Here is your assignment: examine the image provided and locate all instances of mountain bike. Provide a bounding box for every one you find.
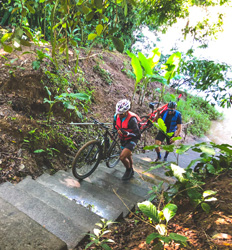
[139,94,182,133]
[72,117,121,180]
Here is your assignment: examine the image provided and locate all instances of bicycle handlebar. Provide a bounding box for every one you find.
[119,128,136,137]
[90,117,109,130]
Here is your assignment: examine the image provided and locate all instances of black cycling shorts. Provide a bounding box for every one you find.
[120,139,138,151]
[155,131,173,145]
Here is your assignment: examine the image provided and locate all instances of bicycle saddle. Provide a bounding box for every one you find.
[149,102,159,110]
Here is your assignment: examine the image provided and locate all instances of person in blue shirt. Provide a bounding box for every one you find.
[155,101,182,162]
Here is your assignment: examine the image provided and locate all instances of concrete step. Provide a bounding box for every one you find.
[98,160,172,193]
[0,197,67,250]
[36,171,130,221]
[79,167,149,201]
[17,176,102,232]
[0,182,88,249]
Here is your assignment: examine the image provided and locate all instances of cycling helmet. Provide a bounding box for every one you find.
[168,101,177,109]
[116,99,131,114]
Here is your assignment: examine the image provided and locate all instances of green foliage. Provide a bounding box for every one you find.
[147,181,164,202]
[136,0,229,43]
[127,48,162,105]
[137,201,187,248]
[1,57,25,77]
[162,92,222,137]
[178,55,232,108]
[162,142,232,206]
[85,219,116,250]
[93,64,113,85]
[44,86,91,124]
[23,126,78,159]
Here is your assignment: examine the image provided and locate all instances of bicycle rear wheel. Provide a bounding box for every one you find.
[72,140,102,180]
[106,140,121,168]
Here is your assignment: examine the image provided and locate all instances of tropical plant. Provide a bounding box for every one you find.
[177,54,232,108]
[145,142,232,205]
[85,219,116,250]
[44,86,91,124]
[127,48,162,105]
[138,201,188,248]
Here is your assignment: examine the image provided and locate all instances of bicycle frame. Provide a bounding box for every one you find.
[139,94,182,133]
[91,117,119,161]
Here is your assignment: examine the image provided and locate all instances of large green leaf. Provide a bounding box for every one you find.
[131,55,143,84]
[111,36,124,53]
[138,52,152,75]
[157,118,167,133]
[148,48,161,69]
[163,204,177,223]
[137,201,159,223]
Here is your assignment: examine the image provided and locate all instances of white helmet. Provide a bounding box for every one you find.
[116,99,131,114]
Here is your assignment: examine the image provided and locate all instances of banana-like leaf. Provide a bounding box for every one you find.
[148,48,161,68]
[157,118,167,133]
[131,55,143,84]
[138,52,152,75]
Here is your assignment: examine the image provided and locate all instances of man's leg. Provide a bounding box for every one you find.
[120,148,134,180]
[119,148,132,169]
[155,139,162,161]
[164,137,173,161]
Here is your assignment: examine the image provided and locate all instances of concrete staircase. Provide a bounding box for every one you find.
[0,151,175,250]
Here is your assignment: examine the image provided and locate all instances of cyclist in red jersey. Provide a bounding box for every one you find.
[113,99,141,180]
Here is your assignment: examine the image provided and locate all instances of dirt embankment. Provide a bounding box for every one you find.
[1,46,232,250]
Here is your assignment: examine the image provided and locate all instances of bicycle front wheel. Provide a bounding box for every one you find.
[106,140,121,168]
[72,140,102,180]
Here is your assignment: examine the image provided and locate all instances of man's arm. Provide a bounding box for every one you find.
[175,124,182,137]
[174,112,182,137]
[128,117,141,139]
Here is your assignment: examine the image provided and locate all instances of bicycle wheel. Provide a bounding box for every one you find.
[106,140,121,168]
[72,140,102,180]
[140,116,153,133]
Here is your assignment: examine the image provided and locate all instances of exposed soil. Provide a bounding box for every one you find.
[0,45,231,249]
